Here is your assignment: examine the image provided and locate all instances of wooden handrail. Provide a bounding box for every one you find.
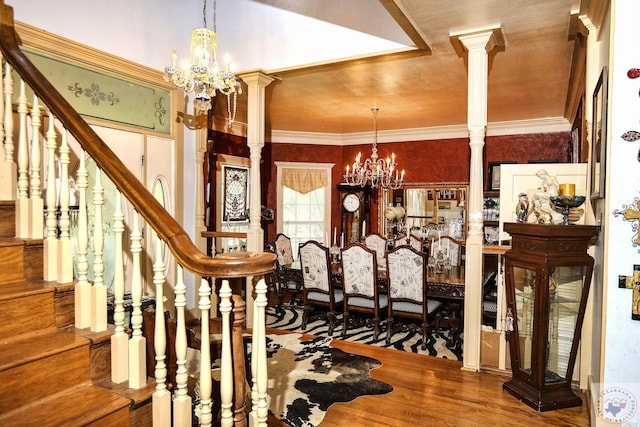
[0,0,274,277]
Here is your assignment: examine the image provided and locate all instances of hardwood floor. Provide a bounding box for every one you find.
[266,328,590,427]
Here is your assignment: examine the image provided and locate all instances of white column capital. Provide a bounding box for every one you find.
[450,26,504,55]
[239,70,276,89]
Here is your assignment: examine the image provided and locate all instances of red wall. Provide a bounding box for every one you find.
[209,130,570,245]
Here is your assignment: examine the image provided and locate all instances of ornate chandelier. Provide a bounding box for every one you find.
[343,107,405,189]
[164,0,241,125]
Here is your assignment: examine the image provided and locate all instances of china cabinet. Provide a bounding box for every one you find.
[503,222,598,411]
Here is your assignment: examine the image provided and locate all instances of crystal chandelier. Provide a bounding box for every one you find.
[164,0,241,125]
[343,107,405,189]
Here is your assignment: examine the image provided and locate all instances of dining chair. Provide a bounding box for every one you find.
[393,235,408,248]
[364,233,387,268]
[340,243,388,341]
[274,233,295,265]
[298,240,344,335]
[273,233,303,306]
[385,246,442,349]
[409,234,424,252]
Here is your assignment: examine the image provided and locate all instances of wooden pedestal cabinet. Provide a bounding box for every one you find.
[502,223,598,411]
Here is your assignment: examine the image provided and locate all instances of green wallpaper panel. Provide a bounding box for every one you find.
[19,50,170,134]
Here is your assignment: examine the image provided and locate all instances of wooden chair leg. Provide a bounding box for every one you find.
[301,305,310,330]
[342,311,349,338]
[420,322,428,350]
[385,316,394,346]
[373,317,381,341]
[327,310,336,336]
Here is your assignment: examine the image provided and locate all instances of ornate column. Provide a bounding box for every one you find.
[451,27,504,372]
[239,71,275,325]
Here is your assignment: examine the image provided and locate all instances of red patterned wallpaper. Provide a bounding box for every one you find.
[209,130,570,244]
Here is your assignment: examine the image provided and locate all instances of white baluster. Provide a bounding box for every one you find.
[43,112,58,281]
[254,277,269,427]
[90,167,107,332]
[152,233,170,426]
[173,265,192,426]
[129,211,147,389]
[28,95,43,239]
[0,53,4,150]
[0,61,16,200]
[219,279,233,427]
[198,277,213,427]
[57,129,73,283]
[111,192,128,382]
[15,80,28,238]
[74,149,90,327]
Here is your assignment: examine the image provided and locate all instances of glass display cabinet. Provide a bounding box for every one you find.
[502,223,598,411]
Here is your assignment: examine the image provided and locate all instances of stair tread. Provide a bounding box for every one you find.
[0,382,131,427]
[0,329,88,371]
[0,281,53,300]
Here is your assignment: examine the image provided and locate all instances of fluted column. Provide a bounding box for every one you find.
[451,27,504,372]
[239,71,275,325]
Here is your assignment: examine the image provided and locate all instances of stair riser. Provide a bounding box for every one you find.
[23,241,43,281]
[0,344,90,413]
[0,291,56,339]
[0,243,24,285]
[0,202,15,238]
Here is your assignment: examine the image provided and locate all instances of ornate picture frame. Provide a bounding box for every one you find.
[590,66,608,201]
[223,166,249,221]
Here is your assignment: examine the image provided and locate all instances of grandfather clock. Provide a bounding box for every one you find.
[338,184,371,244]
[503,222,598,411]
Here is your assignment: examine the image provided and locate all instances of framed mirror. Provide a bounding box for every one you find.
[380,183,468,240]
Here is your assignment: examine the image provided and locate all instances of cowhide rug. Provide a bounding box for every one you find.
[267,306,463,361]
[266,333,393,427]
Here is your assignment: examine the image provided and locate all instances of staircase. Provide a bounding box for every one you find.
[0,200,153,426]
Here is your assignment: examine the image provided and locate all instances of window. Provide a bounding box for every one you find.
[276,162,334,259]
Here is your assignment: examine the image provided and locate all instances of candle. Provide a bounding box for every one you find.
[558,183,575,197]
[341,233,344,248]
[362,220,366,237]
[333,227,337,245]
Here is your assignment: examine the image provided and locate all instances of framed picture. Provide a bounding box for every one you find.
[590,66,608,200]
[223,166,249,221]
[487,161,516,191]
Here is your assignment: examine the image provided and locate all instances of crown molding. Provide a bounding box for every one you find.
[268,117,571,145]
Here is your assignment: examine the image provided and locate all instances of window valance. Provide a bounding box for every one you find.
[281,168,327,194]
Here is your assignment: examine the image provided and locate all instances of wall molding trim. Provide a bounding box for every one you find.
[267,116,571,145]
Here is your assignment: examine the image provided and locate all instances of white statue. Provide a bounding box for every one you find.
[528,169,563,224]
